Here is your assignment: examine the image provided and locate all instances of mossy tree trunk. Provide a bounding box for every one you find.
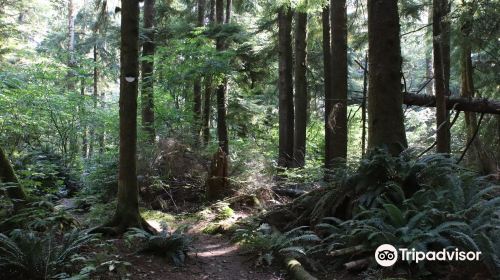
[433,0,451,154]
[367,0,407,156]
[193,0,205,142]
[460,24,496,175]
[215,0,229,155]
[141,0,156,143]
[0,146,27,209]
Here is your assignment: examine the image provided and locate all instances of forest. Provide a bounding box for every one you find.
[0,0,499,279]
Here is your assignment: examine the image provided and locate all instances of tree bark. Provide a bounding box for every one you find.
[403,93,500,115]
[460,26,496,174]
[0,146,27,209]
[102,0,151,233]
[293,11,308,168]
[67,0,76,77]
[322,6,334,171]
[367,0,407,156]
[215,0,229,155]
[209,0,215,23]
[425,6,434,96]
[98,90,105,154]
[225,0,231,24]
[89,44,98,158]
[203,77,212,145]
[329,0,348,163]
[433,0,451,153]
[81,78,88,159]
[202,0,215,145]
[67,0,78,162]
[193,0,205,142]
[141,0,156,143]
[278,6,294,168]
[361,53,368,157]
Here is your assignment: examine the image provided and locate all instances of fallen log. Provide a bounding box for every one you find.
[344,257,371,270]
[329,245,366,257]
[285,257,318,280]
[403,92,500,114]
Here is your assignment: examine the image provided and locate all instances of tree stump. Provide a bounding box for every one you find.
[205,148,229,201]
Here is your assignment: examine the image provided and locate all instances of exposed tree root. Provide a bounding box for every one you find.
[89,215,156,236]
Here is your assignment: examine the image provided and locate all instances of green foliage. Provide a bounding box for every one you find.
[14,148,80,197]
[126,224,192,266]
[313,151,500,276]
[213,202,235,221]
[233,224,320,266]
[81,151,118,201]
[0,200,77,232]
[0,229,95,279]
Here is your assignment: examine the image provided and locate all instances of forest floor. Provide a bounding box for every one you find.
[59,197,287,280]
[120,221,286,280]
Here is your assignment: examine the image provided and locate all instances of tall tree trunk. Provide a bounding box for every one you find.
[209,0,215,23]
[278,6,294,168]
[367,0,407,156]
[0,146,27,210]
[98,90,105,154]
[193,0,205,141]
[294,11,308,168]
[329,0,348,163]
[67,0,76,78]
[215,0,228,155]
[67,0,78,162]
[81,78,88,159]
[460,27,496,175]
[425,6,434,96]
[99,0,151,234]
[202,0,215,145]
[433,0,451,153]
[194,0,205,141]
[361,52,368,157]
[203,77,212,145]
[225,0,231,24]
[89,44,98,158]
[322,6,334,171]
[141,0,156,143]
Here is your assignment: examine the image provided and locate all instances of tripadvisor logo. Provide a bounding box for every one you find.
[374,244,482,267]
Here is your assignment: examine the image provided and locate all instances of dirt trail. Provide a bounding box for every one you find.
[126,232,284,280]
[57,199,285,280]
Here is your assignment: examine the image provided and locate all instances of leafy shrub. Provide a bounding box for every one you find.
[233,224,320,266]
[81,151,118,201]
[125,223,192,266]
[0,200,77,232]
[0,229,95,279]
[14,148,80,197]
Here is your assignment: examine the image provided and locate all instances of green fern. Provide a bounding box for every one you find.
[126,224,192,266]
[0,229,94,279]
[233,224,319,266]
[312,150,500,276]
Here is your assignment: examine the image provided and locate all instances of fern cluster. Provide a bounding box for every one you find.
[125,223,192,266]
[0,200,77,232]
[233,224,320,266]
[0,229,95,279]
[314,150,500,276]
